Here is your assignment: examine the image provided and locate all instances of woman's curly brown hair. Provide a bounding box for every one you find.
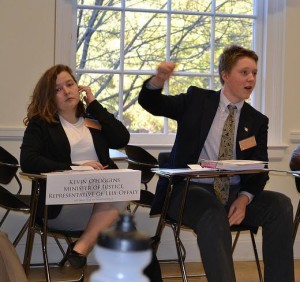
[23,64,85,125]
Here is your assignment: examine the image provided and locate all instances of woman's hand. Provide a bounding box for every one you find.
[78,85,96,105]
[81,161,108,170]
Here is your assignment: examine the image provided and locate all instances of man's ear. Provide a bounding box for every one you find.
[221,71,228,82]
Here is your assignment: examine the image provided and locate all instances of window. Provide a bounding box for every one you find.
[55,0,286,155]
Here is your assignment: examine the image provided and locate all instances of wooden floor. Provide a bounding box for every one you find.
[27,260,300,281]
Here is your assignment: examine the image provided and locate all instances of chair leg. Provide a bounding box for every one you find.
[40,233,85,282]
[53,235,68,258]
[232,231,240,253]
[249,231,263,282]
[13,218,29,246]
[170,223,188,282]
[171,223,187,262]
[232,230,263,282]
[0,209,11,227]
[40,230,51,282]
[130,203,139,214]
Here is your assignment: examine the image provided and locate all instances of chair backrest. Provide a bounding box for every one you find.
[125,145,158,166]
[124,145,158,185]
[158,152,171,168]
[0,146,19,185]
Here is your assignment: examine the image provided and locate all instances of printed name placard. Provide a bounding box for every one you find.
[44,169,141,205]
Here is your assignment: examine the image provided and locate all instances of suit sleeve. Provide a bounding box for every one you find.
[138,78,192,120]
[20,119,72,173]
[239,113,269,196]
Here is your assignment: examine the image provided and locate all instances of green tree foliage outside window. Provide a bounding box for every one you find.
[76,0,255,134]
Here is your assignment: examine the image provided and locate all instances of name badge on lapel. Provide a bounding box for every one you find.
[84,118,102,130]
[239,136,257,151]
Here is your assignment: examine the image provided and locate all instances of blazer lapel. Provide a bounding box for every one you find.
[198,91,220,147]
[48,122,71,161]
[236,103,256,158]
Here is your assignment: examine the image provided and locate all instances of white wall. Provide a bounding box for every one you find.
[0,0,57,264]
[1,0,300,266]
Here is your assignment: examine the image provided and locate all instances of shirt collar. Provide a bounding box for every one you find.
[220,90,244,112]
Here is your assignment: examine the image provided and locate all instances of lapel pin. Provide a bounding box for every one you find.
[244,127,248,132]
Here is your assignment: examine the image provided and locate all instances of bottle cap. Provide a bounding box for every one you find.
[98,213,151,252]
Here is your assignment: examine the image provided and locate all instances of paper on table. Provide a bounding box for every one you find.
[200,159,267,170]
[188,164,218,170]
[70,166,95,171]
[152,166,217,175]
[43,168,133,176]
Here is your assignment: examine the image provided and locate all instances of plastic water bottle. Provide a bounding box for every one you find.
[90,213,152,282]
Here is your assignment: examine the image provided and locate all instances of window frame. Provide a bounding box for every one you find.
[55,0,287,158]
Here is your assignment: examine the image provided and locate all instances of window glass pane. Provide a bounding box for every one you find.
[216,0,254,15]
[78,0,121,7]
[129,110,164,133]
[126,0,167,10]
[172,0,212,12]
[169,76,211,94]
[77,8,121,70]
[122,74,164,134]
[170,15,211,73]
[213,76,222,91]
[123,74,144,131]
[125,89,165,134]
[167,119,177,134]
[124,12,167,70]
[213,17,253,72]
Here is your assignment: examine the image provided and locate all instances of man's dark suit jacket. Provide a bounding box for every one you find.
[138,78,269,215]
[20,100,130,219]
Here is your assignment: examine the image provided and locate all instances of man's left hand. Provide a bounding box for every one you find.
[228,194,249,226]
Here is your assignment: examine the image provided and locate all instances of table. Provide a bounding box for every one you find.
[109,149,127,161]
[152,168,266,282]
